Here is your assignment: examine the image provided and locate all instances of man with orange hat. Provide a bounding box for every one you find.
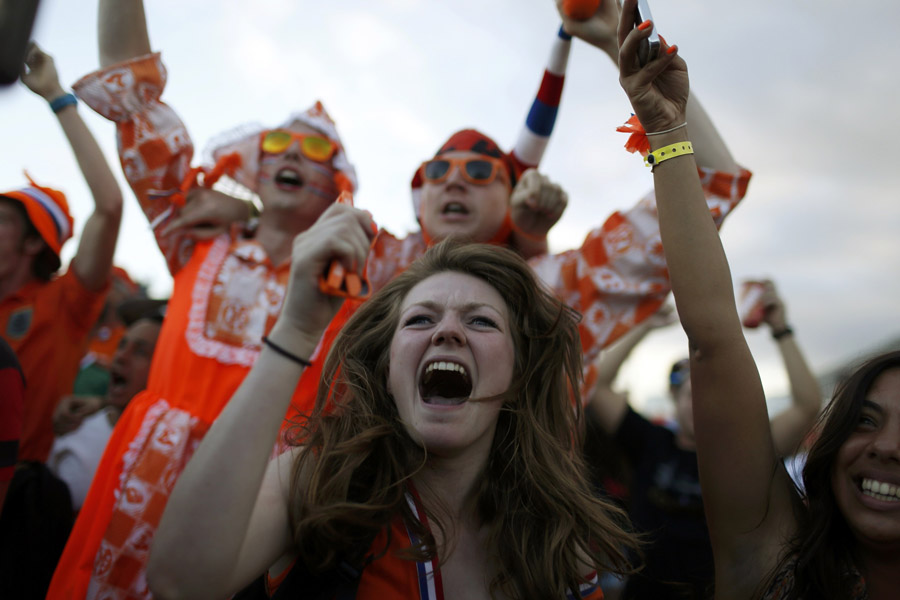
[0,42,123,600]
[0,43,123,467]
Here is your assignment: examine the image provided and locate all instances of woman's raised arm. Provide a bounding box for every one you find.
[614,0,796,593]
[147,203,375,600]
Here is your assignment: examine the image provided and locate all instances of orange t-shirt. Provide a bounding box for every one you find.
[0,270,108,463]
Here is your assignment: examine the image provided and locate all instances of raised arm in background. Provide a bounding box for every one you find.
[504,23,574,257]
[759,280,822,456]
[98,0,151,67]
[21,42,122,292]
[614,0,796,595]
[79,0,219,274]
[508,168,568,258]
[588,303,677,433]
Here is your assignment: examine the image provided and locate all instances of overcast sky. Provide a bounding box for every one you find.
[2,0,898,415]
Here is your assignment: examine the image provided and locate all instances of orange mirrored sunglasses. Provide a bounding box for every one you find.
[259,130,338,162]
[419,156,510,188]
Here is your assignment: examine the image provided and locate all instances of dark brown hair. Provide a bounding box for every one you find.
[778,350,900,598]
[0,196,59,280]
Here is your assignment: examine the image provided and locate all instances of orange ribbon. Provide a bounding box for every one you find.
[169,153,243,206]
[615,114,651,158]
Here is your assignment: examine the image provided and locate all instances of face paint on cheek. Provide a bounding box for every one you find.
[305,162,337,199]
[307,162,335,178]
[306,183,336,199]
[259,156,280,166]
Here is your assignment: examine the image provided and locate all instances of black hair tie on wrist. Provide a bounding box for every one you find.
[772,326,794,340]
[261,336,312,367]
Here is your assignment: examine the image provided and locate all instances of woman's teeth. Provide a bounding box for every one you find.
[861,478,900,502]
[425,361,467,377]
[421,361,472,404]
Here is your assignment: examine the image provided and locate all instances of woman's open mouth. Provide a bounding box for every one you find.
[419,361,472,406]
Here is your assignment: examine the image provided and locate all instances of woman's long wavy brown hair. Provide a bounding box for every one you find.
[285,240,639,598]
[773,350,900,599]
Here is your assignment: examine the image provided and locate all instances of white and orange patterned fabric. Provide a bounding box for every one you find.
[49,52,750,600]
[48,54,358,600]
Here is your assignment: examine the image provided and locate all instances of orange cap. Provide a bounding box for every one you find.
[0,173,74,257]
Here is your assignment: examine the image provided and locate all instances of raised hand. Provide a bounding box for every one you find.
[510,169,568,241]
[616,0,688,133]
[21,42,65,101]
[272,202,376,349]
[556,0,621,59]
[53,394,104,436]
[760,280,788,332]
[161,187,255,240]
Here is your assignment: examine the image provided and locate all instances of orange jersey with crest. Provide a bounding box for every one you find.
[1,270,108,463]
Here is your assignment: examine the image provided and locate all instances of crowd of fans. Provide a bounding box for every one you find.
[1,1,896,599]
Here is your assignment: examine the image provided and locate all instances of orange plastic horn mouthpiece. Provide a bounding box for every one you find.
[319,190,371,299]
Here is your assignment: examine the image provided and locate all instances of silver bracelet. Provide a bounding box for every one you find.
[646,122,688,136]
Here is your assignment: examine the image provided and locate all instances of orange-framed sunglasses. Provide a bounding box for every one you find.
[259,130,338,162]
[419,156,510,188]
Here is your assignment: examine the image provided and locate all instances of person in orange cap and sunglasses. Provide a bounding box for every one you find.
[0,42,123,600]
[0,42,123,466]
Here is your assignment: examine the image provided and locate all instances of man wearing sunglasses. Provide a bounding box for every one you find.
[416,137,525,246]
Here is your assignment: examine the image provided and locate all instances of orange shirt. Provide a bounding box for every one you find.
[355,493,605,600]
[0,270,108,462]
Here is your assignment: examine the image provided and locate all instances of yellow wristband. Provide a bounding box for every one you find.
[645,141,694,169]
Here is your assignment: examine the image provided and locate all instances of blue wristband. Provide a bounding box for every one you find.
[49,93,78,114]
